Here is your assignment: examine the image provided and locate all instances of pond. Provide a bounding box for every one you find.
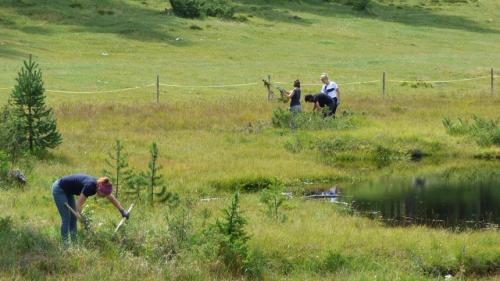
[307,166,500,229]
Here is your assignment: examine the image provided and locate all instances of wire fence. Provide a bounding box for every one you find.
[387,75,492,84]
[0,72,497,95]
[45,85,156,94]
[269,71,497,99]
[159,82,259,88]
[277,75,495,86]
[0,82,259,94]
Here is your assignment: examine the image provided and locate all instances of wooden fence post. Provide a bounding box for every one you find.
[382,72,386,98]
[264,74,274,101]
[156,74,160,103]
[492,68,495,96]
[268,74,272,100]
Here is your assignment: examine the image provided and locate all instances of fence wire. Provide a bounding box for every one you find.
[0,75,497,94]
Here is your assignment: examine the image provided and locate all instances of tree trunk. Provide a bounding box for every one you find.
[28,106,33,152]
[116,148,120,198]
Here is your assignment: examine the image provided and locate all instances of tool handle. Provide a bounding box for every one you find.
[126,203,134,213]
[115,203,134,233]
[64,202,84,222]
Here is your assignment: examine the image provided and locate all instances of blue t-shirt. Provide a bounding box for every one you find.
[58,174,97,197]
[290,88,301,107]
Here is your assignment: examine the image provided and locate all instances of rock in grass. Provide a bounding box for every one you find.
[9,169,27,185]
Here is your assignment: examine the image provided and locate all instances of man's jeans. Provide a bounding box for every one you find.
[52,180,77,241]
[324,97,338,118]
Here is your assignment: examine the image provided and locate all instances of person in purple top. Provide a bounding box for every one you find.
[51,174,129,241]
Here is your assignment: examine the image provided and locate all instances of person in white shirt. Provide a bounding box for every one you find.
[320,73,340,106]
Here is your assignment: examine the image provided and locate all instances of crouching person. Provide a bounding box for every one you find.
[51,174,129,242]
[304,93,337,118]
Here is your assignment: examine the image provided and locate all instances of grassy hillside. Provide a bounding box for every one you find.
[0,0,499,95]
[0,0,500,280]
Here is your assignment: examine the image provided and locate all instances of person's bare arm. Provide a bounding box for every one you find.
[76,194,87,213]
[107,194,125,213]
[280,88,291,99]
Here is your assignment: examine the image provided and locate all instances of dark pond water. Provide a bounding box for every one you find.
[309,167,500,229]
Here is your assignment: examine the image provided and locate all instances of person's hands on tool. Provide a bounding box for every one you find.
[120,209,130,219]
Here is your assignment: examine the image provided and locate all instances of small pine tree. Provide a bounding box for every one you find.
[142,142,178,206]
[103,139,129,198]
[216,192,250,276]
[9,55,61,153]
[259,180,288,222]
[123,169,146,201]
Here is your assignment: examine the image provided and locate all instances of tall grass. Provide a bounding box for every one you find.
[443,116,500,146]
[271,108,359,130]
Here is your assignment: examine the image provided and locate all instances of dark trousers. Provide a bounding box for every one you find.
[323,98,338,118]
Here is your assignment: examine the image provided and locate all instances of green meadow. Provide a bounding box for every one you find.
[1,0,500,280]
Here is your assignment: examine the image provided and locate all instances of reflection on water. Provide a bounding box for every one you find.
[312,167,500,229]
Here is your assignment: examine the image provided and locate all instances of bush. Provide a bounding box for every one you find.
[347,0,370,11]
[372,145,404,163]
[169,0,234,19]
[259,179,288,222]
[140,207,196,262]
[272,108,357,130]
[111,199,220,267]
[169,0,204,18]
[204,0,234,18]
[318,251,350,273]
[212,177,281,192]
[271,108,294,129]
